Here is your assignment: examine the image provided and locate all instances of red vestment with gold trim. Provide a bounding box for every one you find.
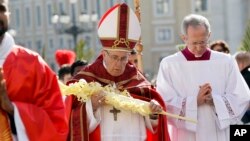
[67,55,171,141]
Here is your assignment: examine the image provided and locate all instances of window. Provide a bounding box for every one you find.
[96,0,101,19]
[194,0,208,12]
[59,38,64,48]
[25,7,31,27]
[154,0,171,17]
[36,6,42,27]
[36,40,42,52]
[68,39,73,49]
[47,4,53,25]
[49,39,54,49]
[27,41,32,49]
[82,0,87,11]
[59,2,65,14]
[15,9,20,28]
[155,26,173,44]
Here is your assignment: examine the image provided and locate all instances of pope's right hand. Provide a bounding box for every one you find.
[91,90,106,112]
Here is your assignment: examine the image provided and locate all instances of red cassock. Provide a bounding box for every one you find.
[3,46,68,141]
[66,55,171,141]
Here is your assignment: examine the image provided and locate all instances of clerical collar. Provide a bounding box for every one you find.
[181,47,211,61]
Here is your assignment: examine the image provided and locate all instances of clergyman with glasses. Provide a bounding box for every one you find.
[156,14,250,141]
[65,3,170,141]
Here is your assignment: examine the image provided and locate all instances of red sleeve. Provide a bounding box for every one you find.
[4,47,68,141]
[147,89,171,141]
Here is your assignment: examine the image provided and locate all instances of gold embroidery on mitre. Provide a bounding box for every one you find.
[112,38,130,49]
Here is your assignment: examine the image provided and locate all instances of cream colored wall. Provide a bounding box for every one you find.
[141,0,192,79]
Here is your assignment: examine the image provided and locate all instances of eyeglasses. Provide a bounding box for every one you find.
[105,51,129,63]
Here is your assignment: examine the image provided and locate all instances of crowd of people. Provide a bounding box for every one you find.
[1,0,250,141]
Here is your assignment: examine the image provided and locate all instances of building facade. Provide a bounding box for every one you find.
[141,0,250,79]
[8,0,250,77]
[8,0,134,71]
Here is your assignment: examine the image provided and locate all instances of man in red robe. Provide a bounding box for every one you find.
[0,0,68,140]
[66,3,170,141]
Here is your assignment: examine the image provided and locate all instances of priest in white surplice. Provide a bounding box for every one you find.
[156,14,250,141]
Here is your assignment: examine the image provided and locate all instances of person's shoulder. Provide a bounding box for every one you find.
[210,50,232,61]
[84,59,100,71]
[161,51,184,63]
[10,45,47,66]
[12,45,40,58]
[6,46,55,76]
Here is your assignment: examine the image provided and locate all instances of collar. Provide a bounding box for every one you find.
[181,47,211,61]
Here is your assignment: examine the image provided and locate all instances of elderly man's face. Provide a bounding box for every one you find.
[103,50,130,77]
[0,2,9,37]
[183,25,210,57]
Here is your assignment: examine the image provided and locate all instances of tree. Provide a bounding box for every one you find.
[239,21,250,51]
[76,39,94,61]
[175,44,185,51]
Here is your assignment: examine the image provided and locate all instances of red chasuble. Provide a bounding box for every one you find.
[66,55,171,141]
[3,46,68,141]
[181,47,211,61]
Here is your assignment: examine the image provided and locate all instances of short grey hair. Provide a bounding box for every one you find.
[181,14,211,35]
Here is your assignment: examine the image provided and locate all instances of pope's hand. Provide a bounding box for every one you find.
[91,90,106,112]
[149,99,162,120]
[149,99,162,113]
[0,68,14,115]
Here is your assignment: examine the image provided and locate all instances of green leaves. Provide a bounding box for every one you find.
[76,39,93,61]
[239,21,250,51]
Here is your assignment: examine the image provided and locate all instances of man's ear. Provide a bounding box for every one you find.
[208,32,211,38]
[101,50,106,56]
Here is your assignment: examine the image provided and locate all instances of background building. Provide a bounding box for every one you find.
[8,0,133,71]
[9,0,250,78]
[141,0,250,78]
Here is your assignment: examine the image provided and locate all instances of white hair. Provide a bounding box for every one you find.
[181,14,211,35]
